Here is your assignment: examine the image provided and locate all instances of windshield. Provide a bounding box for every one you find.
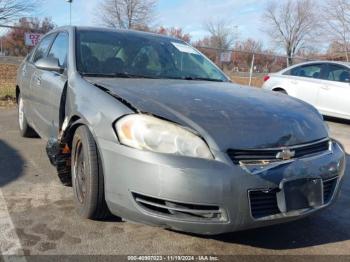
[76,30,228,82]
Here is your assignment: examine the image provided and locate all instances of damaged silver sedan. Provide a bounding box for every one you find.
[16,26,346,235]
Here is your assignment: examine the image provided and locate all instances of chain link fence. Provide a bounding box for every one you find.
[0,34,21,100]
[0,25,34,101]
[196,46,311,87]
[0,26,9,56]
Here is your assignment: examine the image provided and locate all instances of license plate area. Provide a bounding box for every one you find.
[277,178,324,213]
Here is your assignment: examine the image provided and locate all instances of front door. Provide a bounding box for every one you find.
[288,63,326,107]
[30,32,69,139]
[30,32,68,139]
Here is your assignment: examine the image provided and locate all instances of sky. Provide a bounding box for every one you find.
[37,0,268,45]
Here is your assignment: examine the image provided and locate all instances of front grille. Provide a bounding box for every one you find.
[228,139,330,165]
[249,176,338,219]
[323,177,338,203]
[132,193,226,222]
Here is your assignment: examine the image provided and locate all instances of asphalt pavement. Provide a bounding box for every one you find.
[0,108,349,257]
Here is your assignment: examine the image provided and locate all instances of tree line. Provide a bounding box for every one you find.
[95,0,350,65]
[1,0,350,68]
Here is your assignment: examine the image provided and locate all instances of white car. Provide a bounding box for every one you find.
[262,61,350,120]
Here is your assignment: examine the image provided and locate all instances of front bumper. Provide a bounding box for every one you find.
[98,138,346,235]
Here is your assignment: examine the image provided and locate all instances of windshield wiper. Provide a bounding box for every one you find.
[121,73,159,79]
[81,72,223,82]
[81,72,131,78]
[165,76,225,82]
[81,72,158,79]
[182,76,224,82]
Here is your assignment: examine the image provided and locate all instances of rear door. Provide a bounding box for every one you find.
[285,63,326,107]
[31,32,69,139]
[317,63,350,119]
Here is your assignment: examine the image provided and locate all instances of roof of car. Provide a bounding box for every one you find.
[278,60,350,73]
[51,25,183,42]
[291,60,350,67]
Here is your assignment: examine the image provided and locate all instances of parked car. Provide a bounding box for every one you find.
[262,61,350,120]
[16,27,346,235]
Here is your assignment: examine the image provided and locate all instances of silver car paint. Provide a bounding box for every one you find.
[16,26,346,235]
[87,78,329,150]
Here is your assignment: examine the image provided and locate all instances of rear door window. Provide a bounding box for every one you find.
[325,64,350,83]
[32,34,56,63]
[286,64,324,79]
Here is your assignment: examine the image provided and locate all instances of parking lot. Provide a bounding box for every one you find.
[0,108,349,257]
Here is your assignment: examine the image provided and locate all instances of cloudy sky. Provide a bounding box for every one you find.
[39,0,268,44]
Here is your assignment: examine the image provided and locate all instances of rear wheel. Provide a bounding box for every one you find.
[71,126,110,219]
[18,94,36,138]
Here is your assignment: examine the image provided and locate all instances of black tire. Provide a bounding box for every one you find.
[71,125,111,219]
[18,93,37,138]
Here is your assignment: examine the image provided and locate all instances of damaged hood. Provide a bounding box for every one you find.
[87,78,328,150]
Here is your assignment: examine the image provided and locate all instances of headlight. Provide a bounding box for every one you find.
[115,114,213,159]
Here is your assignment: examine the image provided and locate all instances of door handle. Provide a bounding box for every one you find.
[321,85,330,90]
[290,80,298,85]
[36,76,42,86]
[33,74,41,86]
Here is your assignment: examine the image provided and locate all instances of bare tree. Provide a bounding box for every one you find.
[263,0,319,65]
[0,0,37,22]
[98,0,157,30]
[235,39,263,68]
[155,27,191,43]
[322,0,350,61]
[203,19,238,50]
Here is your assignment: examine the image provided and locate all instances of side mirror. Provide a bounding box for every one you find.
[35,57,64,73]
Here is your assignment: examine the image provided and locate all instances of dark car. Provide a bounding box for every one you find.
[16,26,346,235]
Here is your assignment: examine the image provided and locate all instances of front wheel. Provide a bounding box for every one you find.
[71,125,111,219]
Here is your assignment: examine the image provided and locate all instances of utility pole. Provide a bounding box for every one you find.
[66,0,73,25]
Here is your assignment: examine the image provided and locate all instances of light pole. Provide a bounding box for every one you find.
[66,0,73,25]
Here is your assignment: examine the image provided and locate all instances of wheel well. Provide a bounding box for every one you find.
[63,116,83,148]
[272,87,287,94]
[51,115,82,187]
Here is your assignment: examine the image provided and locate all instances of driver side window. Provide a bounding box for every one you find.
[325,64,350,83]
[47,32,69,68]
[32,34,56,63]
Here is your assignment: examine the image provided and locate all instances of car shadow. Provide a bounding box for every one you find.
[199,154,350,250]
[0,140,25,188]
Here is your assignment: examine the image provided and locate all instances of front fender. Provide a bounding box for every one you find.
[64,73,135,144]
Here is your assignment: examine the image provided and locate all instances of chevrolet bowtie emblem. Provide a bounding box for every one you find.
[276,148,296,160]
